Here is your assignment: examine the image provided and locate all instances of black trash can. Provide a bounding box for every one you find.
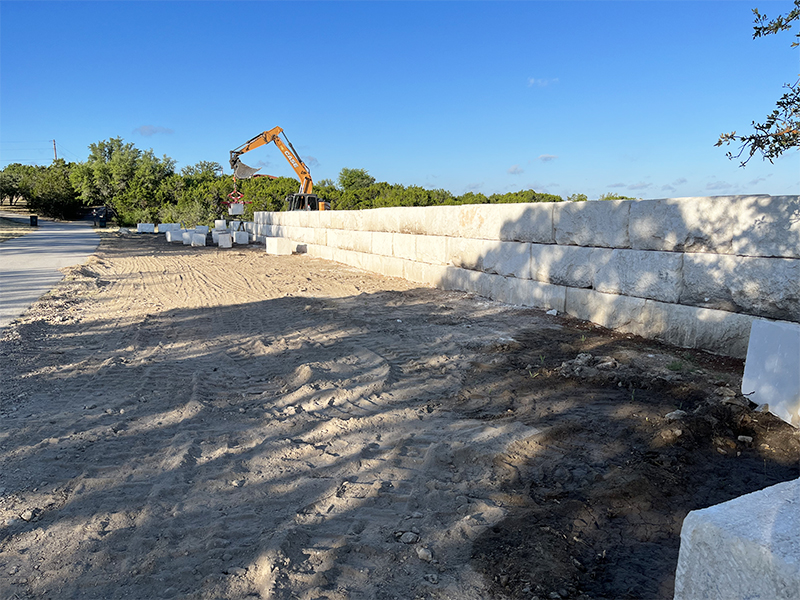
[30,215,38,227]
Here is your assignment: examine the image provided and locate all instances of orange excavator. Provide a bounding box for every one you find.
[229,127,330,211]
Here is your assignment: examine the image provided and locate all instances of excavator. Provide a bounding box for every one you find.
[229,127,330,211]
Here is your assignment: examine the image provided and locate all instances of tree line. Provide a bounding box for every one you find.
[0,138,578,225]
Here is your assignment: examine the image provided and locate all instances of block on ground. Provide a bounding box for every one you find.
[674,477,800,600]
[217,233,232,248]
[137,223,155,233]
[191,233,206,247]
[742,319,800,427]
[265,237,294,255]
[234,231,249,245]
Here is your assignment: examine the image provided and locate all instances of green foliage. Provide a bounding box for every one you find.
[30,160,82,219]
[0,163,37,205]
[597,193,637,201]
[69,137,176,225]
[567,193,588,202]
[338,167,376,191]
[717,0,799,165]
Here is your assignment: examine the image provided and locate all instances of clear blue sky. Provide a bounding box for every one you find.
[1,1,797,199]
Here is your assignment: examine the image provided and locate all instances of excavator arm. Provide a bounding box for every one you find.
[229,126,313,194]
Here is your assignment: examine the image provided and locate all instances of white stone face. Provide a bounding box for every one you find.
[265,237,293,255]
[554,200,631,248]
[530,244,609,288]
[165,230,183,243]
[217,233,232,248]
[233,231,248,245]
[593,248,684,303]
[742,319,800,427]
[674,478,800,600]
[182,231,193,245]
[191,233,206,247]
[137,223,155,233]
[194,225,209,235]
[214,220,227,230]
[158,223,180,233]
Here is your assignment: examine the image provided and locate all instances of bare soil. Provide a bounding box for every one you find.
[1,232,798,600]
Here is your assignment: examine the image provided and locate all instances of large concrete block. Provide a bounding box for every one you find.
[217,233,232,248]
[415,235,449,266]
[681,253,800,321]
[393,233,417,261]
[731,195,800,259]
[565,287,647,332]
[554,200,631,248]
[674,477,800,600]
[182,231,193,245]
[742,319,800,427]
[629,196,739,254]
[456,203,556,243]
[404,261,448,286]
[447,237,488,271]
[165,230,183,243]
[195,225,209,235]
[500,277,567,312]
[530,244,610,288]
[265,237,294,255]
[233,231,249,245]
[371,231,394,257]
[594,248,684,303]
[214,219,227,230]
[480,240,532,279]
[191,233,206,247]
[137,223,155,233]
[640,299,754,358]
[396,206,435,235]
[158,223,180,233]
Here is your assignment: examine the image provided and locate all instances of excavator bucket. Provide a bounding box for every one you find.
[232,159,261,180]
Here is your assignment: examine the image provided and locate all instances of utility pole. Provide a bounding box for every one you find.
[52,140,57,161]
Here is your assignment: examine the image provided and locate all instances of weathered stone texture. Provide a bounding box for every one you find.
[681,253,800,321]
[554,200,630,248]
[594,249,684,303]
[530,244,610,288]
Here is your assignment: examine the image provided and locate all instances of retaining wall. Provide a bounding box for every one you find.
[254,195,800,358]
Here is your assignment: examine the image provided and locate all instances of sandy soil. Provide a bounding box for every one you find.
[1,232,798,600]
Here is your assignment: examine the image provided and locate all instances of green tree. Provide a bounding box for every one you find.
[0,163,37,206]
[29,160,81,219]
[338,167,376,191]
[717,0,799,165]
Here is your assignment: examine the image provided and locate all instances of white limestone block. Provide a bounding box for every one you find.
[393,233,417,261]
[211,230,220,244]
[742,319,800,427]
[415,235,449,266]
[191,233,206,247]
[214,219,227,230]
[265,237,294,256]
[530,244,610,288]
[594,248,684,303]
[137,223,155,233]
[233,231,249,245]
[499,277,567,312]
[158,223,180,233]
[554,200,630,248]
[182,231,193,245]
[404,260,448,286]
[674,478,800,600]
[165,230,183,243]
[447,237,489,271]
[228,202,244,215]
[217,233,232,248]
[371,231,394,257]
[195,225,209,235]
[565,287,647,332]
[480,240,532,279]
[458,203,556,243]
[730,195,800,259]
[681,253,800,322]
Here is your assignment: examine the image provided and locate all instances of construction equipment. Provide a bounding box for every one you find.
[229,127,330,211]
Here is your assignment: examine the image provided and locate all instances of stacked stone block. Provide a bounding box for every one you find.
[254,195,799,357]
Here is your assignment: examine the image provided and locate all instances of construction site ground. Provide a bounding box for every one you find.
[1,231,798,600]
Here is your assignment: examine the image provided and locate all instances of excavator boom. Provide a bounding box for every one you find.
[229,126,313,194]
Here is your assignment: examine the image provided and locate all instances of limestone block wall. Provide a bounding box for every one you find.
[254,195,800,358]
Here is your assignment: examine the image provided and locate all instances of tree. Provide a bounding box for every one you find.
[30,160,81,219]
[717,0,800,165]
[0,163,37,206]
[338,167,376,191]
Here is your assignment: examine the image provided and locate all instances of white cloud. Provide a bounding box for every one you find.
[466,182,484,191]
[608,182,626,188]
[303,155,320,169]
[527,77,559,87]
[706,181,734,191]
[627,182,652,191]
[538,154,557,162]
[133,125,174,137]
[508,165,524,175]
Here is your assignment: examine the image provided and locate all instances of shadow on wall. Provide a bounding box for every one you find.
[438,195,800,358]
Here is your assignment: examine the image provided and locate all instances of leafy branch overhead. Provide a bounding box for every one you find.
[717,0,800,166]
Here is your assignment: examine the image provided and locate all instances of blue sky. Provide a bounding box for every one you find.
[1,1,797,199]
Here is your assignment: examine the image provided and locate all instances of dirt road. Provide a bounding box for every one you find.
[1,232,798,600]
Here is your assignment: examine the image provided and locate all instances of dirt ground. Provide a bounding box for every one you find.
[1,231,798,600]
